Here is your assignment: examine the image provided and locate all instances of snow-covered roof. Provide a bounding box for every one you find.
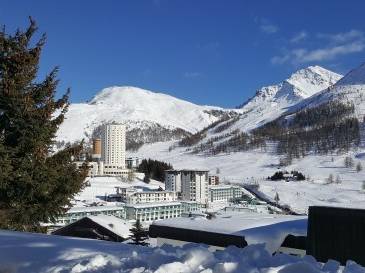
[86,215,132,239]
[166,169,209,172]
[125,201,182,209]
[209,185,240,190]
[153,211,307,253]
[67,205,125,213]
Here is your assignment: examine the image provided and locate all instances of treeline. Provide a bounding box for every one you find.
[195,101,360,158]
[291,102,355,129]
[179,113,239,147]
[191,129,266,155]
[253,101,360,157]
[137,159,173,182]
[191,129,239,154]
[213,116,239,134]
[275,118,359,157]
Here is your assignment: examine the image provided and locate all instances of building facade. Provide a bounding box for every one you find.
[125,202,183,222]
[165,170,182,193]
[209,185,244,203]
[181,170,209,204]
[125,201,201,222]
[101,124,126,169]
[125,157,141,169]
[127,191,177,204]
[56,205,126,225]
[208,175,220,185]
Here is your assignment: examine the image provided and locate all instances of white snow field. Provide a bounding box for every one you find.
[0,229,364,273]
[130,142,365,214]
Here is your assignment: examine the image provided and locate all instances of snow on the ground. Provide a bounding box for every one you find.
[153,211,307,254]
[1,229,364,273]
[73,174,164,207]
[130,141,365,214]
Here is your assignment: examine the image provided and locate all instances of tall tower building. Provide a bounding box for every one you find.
[92,138,102,160]
[165,170,182,193]
[181,170,209,204]
[101,124,126,169]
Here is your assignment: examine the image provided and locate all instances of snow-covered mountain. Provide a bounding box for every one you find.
[180,66,343,153]
[56,86,233,146]
[235,65,342,131]
[56,65,345,151]
[289,62,365,119]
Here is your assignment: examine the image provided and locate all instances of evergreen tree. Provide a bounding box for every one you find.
[274,192,280,204]
[326,174,334,184]
[137,158,172,181]
[344,157,354,168]
[356,162,362,172]
[0,18,88,231]
[127,171,135,182]
[129,219,149,246]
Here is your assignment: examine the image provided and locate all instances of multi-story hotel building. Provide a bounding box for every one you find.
[181,169,209,204]
[165,170,182,193]
[208,185,244,203]
[101,124,127,174]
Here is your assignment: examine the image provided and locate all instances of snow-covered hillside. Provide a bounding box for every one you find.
[130,141,365,214]
[56,86,233,145]
[174,66,343,154]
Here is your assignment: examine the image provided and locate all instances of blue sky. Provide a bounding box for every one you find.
[1,1,365,107]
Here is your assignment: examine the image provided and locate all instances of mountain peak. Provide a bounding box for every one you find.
[284,65,342,98]
[90,86,159,105]
[239,65,342,109]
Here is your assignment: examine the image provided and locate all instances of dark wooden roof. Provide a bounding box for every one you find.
[52,217,126,242]
[149,224,247,248]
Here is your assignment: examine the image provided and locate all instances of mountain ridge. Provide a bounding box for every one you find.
[56,65,348,152]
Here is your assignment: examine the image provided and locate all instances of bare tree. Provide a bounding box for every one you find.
[335,175,342,184]
[274,192,280,204]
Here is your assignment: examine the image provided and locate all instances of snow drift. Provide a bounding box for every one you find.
[0,229,364,273]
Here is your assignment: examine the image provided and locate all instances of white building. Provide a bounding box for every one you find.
[208,175,219,185]
[126,157,141,169]
[125,201,201,222]
[101,124,126,170]
[127,191,177,204]
[56,205,126,225]
[181,170,209,204]
[165,170,182,193]
[114,187,177,204]
[209,185,244,203]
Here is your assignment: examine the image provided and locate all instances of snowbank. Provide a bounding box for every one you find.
[0,230,364,273]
